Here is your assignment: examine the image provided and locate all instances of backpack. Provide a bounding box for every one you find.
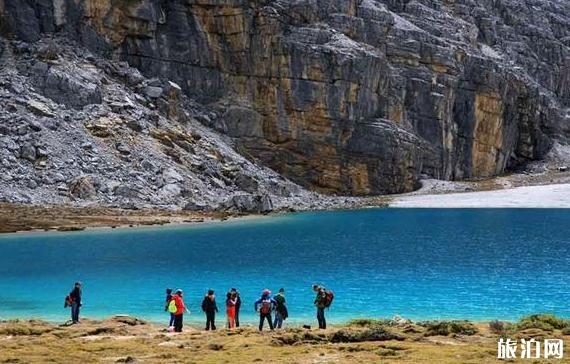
[323,290,334,308]
[260,298,272,314]
[64,294,73,308]
[168,299,178,313]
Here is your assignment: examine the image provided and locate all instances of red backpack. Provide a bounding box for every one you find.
[64,294,73,308]
[323,290,334,308]
[260,298,272,314]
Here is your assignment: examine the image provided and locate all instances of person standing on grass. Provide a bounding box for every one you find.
[171,289,189,333]
[67,282,82,324]
[202,289,219,330]
[230,288,242,327]
[226,291,237,329]
[254,289,276,331]
[313,284,334,329]
[164,288,175,328]
[273,288,288,329]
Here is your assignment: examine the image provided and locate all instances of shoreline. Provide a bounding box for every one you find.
[0,203,283,235]
[0,209,275,237]
[0,314,534,327]
[2,170,570,234]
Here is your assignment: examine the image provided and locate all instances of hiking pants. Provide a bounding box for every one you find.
[235,308,240,327]
[273,311,285,329]
[71,301,80,323]
[317,307,326,329]
[174,314,183,332]
[205,311,216,330]
[259,313,273,331]
[169,313,175,327]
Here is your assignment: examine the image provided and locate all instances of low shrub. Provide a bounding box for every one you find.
[420,320,478,336]
[489,320,509,335]
[0,325,50,336]
[207,343,224,351]
[347,318,391,327]
[330,326,404,343]
[516,314,569,331]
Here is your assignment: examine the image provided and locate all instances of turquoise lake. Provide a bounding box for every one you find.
[0,208,569,325]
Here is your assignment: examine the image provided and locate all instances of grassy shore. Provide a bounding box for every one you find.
[1,314,569,363]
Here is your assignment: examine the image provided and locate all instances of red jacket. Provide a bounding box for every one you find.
[172,294,185,315]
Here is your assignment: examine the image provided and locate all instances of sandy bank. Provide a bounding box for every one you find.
[390,183,570,208]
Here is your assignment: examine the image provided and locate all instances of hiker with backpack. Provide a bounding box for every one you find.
[168,289,189,332]
[226,291,237,329]
[164,288,175,328]
[230,288,242,327]
[273,288,288,329]
[313,284,334,329]
[202,289,219,330]
[254,289,277,331]
[64,282,82,324]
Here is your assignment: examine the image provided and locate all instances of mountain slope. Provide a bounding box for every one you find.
[0,0,568,201]
[0,37,336,210]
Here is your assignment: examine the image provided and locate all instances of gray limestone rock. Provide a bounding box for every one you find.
[69,175,97,199]
[228,194,274,213]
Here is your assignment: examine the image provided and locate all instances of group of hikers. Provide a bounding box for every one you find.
[163,285,333,333]
[66,282,334,333]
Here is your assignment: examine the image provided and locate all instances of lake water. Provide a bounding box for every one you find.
[0,208,569,326]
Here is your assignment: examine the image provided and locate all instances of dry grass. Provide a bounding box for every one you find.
[2,316,569,363]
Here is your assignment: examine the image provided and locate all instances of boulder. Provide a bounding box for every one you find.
[19,144,36,161]
[127,119,146,132]
[227,194,273,213]
[114,185,140,198]
[36,146,49,158]
[145,86,163,99]
[30,63,102,109]
[115,143,131,155]
[140,159,157,172]
[26,100,54,117]
[69,176,97,199]
[183,201,213,212]
[234,173,259,193]
[162,168,184,184]
[158,183,182,198]
[27,119,43,132]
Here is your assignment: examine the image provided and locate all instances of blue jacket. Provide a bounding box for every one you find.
[254,295,276,312]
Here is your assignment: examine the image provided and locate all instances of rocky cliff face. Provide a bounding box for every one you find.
[1,0,569,196]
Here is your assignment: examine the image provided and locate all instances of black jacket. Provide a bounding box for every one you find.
[70,287,82,305]
[201,295,218,313]
[235,294,242,310]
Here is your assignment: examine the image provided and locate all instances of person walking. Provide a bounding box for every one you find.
[164,288,175,328]
[202,289,219,330]
[313,284,333,329]
[254,289,276,331]
[230,288,242,327]
[273,288,288,329]
[171,289,188,333]
[68,282,82,324]
[226,291,237,329]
